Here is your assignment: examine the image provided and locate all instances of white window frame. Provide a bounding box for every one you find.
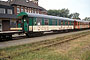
[30,8,31,13]
[7,9,12,14]
[25,8,27,12]
[32,9,33,13]
[0,8,5,14]
[17,7,20,13]
[21,8,24,12]
[28,8,29,13]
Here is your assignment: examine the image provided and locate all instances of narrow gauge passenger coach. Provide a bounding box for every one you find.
[16,12,90,37]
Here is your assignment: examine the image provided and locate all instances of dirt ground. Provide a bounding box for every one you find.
[50,33,90,60]
[0,30,90,49]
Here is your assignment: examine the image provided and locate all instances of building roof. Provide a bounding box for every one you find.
[0,1,10,6]
[0,13,17,19]
[38,6,47,12]
[0,0,47,11]
[10,0,41,9]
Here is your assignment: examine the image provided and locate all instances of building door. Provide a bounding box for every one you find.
[2,20,10,31]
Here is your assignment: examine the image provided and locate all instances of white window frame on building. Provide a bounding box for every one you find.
[7,9,12,14]
[0,8,5,14]
[28,8,29,13]
[32,9,33,13]
[35,9,37,14]
[21,7,24,12]
[17,6,20,13]
[25,8,27,12]
[33,9,35,13]
[38,10,39,14]
[29,8,31,13]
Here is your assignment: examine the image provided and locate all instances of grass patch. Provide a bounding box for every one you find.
[0,31,90,60]
[81,51,90,60]
[11,48,71,60]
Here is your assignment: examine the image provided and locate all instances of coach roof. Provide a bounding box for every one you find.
[17,12,90,23]
[18,12,75,21]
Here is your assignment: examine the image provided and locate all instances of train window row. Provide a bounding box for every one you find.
[76,22,89,25]
[32,18,74,26]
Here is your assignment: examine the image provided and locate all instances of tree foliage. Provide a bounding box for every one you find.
[47,8,69,17]
[83,17,90,21]
[69,13,81,20]
[47,8,80,20]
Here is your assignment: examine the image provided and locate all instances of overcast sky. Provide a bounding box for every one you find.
[2,0,90,19]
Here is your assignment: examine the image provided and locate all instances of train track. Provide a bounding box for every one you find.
[1,29,87,41]
[29,31,90,51]
[0,31,90,60]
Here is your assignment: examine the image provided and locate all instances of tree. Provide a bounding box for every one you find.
[47,9,81,20]
[60,8,69,17]
[83,17,90,21]
[47,8,70,18]
[69,13,81,20]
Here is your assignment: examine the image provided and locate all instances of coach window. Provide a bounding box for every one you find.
[61,21,63,25]
[44,19,49,25]
[71,22,74,25]
[65,21,68,25]
[71,21,73,25]
[69,21,71,25]
[37,18,42,25]
[80,22,82,25]
[59,20,61,25]
[49,19,52,25]
[81,22,82,25]
[68,21,70,25]
[63,21,65,25]
[78,22,79,25]
[33,18,37,25]
[65,21,66,25]
[57,20,59,25]
[66,21,68,25]
[52,20,56,25]
[81,23,82,25]
[55,20,57,25]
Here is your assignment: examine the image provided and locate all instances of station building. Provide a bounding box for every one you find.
[0,4,17,31]
[0,0,47,31]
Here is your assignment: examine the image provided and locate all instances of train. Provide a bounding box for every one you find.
[16,12,90,37]
[0,12,90,39]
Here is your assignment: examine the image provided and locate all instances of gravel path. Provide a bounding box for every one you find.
[0,30,90,49]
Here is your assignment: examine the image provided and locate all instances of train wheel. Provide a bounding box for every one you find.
[26,33,32,38]
[8,35,12,40]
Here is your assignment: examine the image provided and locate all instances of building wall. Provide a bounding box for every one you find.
[0,5,14,14]
[13,5,46,15]
[0,20,2,31]
[0,5,16,31]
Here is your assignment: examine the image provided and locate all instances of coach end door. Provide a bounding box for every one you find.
[23,18,29,32]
